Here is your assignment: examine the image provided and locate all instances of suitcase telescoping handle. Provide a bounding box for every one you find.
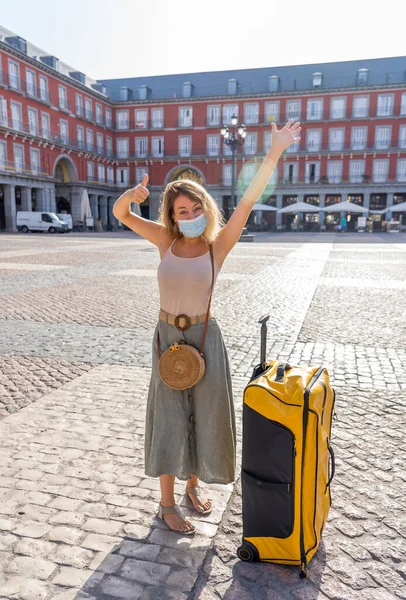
[258,314,270,370]
[258,314,292,377]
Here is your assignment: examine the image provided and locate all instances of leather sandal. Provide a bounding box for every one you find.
[185,484,212,515]
[156,502,195,535]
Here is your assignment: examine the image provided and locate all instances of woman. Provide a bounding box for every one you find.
[112,120,301,535]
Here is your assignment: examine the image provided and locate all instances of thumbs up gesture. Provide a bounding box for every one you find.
[129,173,149,204]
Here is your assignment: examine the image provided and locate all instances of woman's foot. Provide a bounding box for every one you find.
[185,484,212,514]
[158,502,195,534]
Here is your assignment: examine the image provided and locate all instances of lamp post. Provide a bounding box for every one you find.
[220,114,247,213]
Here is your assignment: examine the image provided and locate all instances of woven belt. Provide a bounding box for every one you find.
[159,309,213,331]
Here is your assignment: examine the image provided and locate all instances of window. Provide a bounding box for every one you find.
[30,148,40,175]
[265,101,280,123]
[351,127,367,150]
[135,109,148,128]
[242,163,257,184]
[329,128,345,151]
[399,125,406,149]
[0,141,6,171]
[39,76,48,102]
[117,167,129,185]
[223,140,232,156]
[179,107,192,127]
[222,164,232,185]
[86,129,93,151]
[307,129,322,152]
[96,103,102,124]
[96,132,103,154]
[207,135,219,156]
[97,164,105,181]
[222,104,238,125]
[286,100,301,120]
[307,98,323,120]
[179,135,191,157]
[136,166,148,184]
[349,160,365,183]
[152,108,164,128]
[8,61,19,90]
[0,98,8,126]
[373,159,389,182]
[357,69,368,85]
[107,166,115,183]
[28,108,38,136]
[264,131,273,152]
[244,132,257,155]
[117,138,129,158]
[10,102,22,130]
[135,137,148,158]
[375,126,391,150]
[117,110,129,130]
[397,159,406,182]
[305,162,320,183]
[207,105,220,126]
[401,93,406,116]
[313,72,322,87]
[227,79,237,95]
[330,97,346,119]
[58,85,68,110]
[377,95,394,117]
[105,107,112,128]
[13,144,24,172]
[286,138,300,153]
[85,98,92,120]
[76,94,83,116]
[87,161,94,180]
[60,120,69,144]
[77,126,84,149]
[26,70,36,96]
[41,113,50,139]
[268,76,279,92]
[244,103,259,124]
[106,136,113,157]
[152,137,164,157]
[283,162,298,183]
[352,96,369,118]
[327,161,342,184]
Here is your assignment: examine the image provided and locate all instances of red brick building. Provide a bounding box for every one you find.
[1,24,405,233]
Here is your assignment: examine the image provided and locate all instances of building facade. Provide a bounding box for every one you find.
[1,24,406,233]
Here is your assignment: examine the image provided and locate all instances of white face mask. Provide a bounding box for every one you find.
[177,213,208,238]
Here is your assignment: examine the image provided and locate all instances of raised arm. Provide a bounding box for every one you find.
[215,120,301,261]
[112,173,171,249]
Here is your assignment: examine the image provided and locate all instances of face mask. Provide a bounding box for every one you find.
[177,213,208,238]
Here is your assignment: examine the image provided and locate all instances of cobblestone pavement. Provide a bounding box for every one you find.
[0,231,405,600]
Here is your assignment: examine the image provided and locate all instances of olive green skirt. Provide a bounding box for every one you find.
[144,317,236,484]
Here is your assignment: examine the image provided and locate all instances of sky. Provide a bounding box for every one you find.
[0,0,405,80]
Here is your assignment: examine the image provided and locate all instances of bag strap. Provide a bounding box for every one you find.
[157,242,215,359]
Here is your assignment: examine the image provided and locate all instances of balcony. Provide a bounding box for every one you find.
[0,158,50,177]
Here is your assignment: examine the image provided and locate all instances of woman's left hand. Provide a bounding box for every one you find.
[270,120,301,153]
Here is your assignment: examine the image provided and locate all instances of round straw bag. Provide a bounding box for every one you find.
[158,341,206,390]
[156,244,214,391]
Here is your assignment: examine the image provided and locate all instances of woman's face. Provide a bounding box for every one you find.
[172,193,203,223]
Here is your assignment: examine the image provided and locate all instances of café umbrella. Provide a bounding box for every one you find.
[278,201,320,214]
[320,201,368,213]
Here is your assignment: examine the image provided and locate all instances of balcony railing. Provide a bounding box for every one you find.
[0,158,51,177]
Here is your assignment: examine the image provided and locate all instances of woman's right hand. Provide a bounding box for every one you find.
[127,173,149,204]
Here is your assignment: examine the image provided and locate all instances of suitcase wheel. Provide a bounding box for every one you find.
[237,544,258,562]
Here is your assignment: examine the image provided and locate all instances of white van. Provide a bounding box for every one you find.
[16,211,70,233]
[56,213,73,230]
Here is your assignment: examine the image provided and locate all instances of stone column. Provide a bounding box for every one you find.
[386,192,394,221]
[36,188,46,212]
[89,194,99,221]
[99,196,108,230]
[108,197,116,229]
[319,194,326,226]
[4,184,17,232]
[49,187,57,213]
[70,188,82,225]
[275,194,283,228]
[20,187,32,211]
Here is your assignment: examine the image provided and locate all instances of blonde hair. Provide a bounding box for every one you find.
[157,179,226,243]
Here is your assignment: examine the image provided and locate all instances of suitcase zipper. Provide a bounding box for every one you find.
[299,366,325,579]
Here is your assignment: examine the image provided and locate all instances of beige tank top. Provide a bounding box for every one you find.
[157,237,220,317]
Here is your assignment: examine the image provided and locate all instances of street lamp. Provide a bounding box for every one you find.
[220,114,247,212]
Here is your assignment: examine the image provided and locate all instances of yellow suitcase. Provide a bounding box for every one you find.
[237,315,336,578]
